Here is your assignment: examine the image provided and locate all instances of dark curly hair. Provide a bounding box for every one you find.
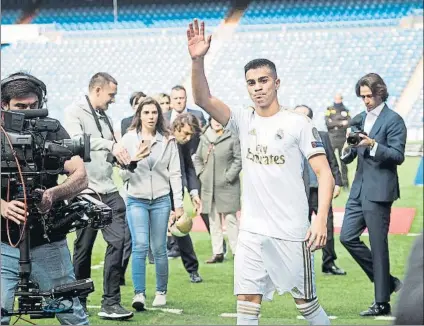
[355,73,389,102]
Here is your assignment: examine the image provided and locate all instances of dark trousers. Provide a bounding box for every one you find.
[73,191,128,306]
[340,193,397,303]
[120,215,132,283]
[329,133,349,187]
[308,188,337,267]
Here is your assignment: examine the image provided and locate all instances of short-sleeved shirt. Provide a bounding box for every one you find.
[226,106,325,241]
[1,121,71,248]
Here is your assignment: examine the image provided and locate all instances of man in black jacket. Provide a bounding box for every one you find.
[295,105,346,276]
[169,113,203,283]
[166,85,206,128]
[121,91,146,137]
[325,93,351,189]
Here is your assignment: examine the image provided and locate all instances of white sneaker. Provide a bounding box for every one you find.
[152,291,167,307]
[132,293,146,311]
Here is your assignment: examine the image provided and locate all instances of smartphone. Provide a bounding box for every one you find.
[141,139,151,147]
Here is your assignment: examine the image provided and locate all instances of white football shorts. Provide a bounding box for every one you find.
[234,230,316,301]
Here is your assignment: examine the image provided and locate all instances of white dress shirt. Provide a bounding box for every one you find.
[341,102,385,158]
[170,107,187,124]
[364,102,385,156]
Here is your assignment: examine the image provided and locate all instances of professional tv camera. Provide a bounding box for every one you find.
[0,109,112,319]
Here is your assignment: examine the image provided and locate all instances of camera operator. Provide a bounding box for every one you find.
[339,73,406,317]
[1,72,89,325]
[63,72,133,320]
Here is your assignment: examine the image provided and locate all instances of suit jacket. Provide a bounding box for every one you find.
[166,108,207,128]
[121,115,134,137]
[178,139,200,193]
[341,105,407,202]
[303,131,342,200]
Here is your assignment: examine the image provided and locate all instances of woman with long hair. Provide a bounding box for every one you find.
[119,97,184,310]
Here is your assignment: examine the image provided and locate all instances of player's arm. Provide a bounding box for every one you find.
[307,154,334,249]
[188,19,231,126]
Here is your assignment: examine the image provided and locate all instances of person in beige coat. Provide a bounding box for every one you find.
[194,117,242,263]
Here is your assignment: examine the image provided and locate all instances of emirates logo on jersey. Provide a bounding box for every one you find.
[246,144,286,165]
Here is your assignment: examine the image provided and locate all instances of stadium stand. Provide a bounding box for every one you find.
[204,25,423,130]
[240,0,423,25]
[2,0,231,31]
[0,30,193,126]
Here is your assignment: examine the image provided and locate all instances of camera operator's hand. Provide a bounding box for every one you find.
[1,199,28,225]
[356,133,374,148]
[36,189,54,214]
[112,143,131,166]
[133,142,151,161]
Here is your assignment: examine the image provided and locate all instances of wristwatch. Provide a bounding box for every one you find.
[369,139,376,149]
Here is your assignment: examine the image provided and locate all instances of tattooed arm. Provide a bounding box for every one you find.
[37,156,88,213]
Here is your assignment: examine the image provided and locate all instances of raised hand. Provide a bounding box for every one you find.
[133,142,150,161]
[187,19,212,60]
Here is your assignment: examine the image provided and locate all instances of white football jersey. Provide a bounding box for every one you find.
[226,106,326,240]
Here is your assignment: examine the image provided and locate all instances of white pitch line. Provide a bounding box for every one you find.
[375,316,395,321]
[407,233,420,236]
[86,305,183,315]
[91,261,105,270]
[146,307,183,314]
[297,315,338,320]
[220,313,262,318]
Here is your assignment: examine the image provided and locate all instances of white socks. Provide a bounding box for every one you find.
[296,298,330,325]
[237,300,261,325]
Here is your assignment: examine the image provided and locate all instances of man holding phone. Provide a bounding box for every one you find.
[64,72,134,320]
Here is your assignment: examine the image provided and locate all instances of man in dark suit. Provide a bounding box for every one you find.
[166,85,206,128]
[120,91,146,137]
[295,105,346,276]
[169,113,203,283]
[340,73,406,316]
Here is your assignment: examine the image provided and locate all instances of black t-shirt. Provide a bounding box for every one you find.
[1,120,71,248]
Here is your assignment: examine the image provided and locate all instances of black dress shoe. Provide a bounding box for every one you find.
[189,271,203,283]
[322,264,347,275]
[206,254,224,264]
[360,302,391,317]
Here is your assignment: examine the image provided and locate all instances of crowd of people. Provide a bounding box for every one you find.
[0,18,421,326]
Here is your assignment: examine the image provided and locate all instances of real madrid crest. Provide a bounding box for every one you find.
[275,128,284,140]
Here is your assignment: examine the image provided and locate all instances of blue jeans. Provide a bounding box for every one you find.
[126,195,171,295]
[1,240,88,325]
